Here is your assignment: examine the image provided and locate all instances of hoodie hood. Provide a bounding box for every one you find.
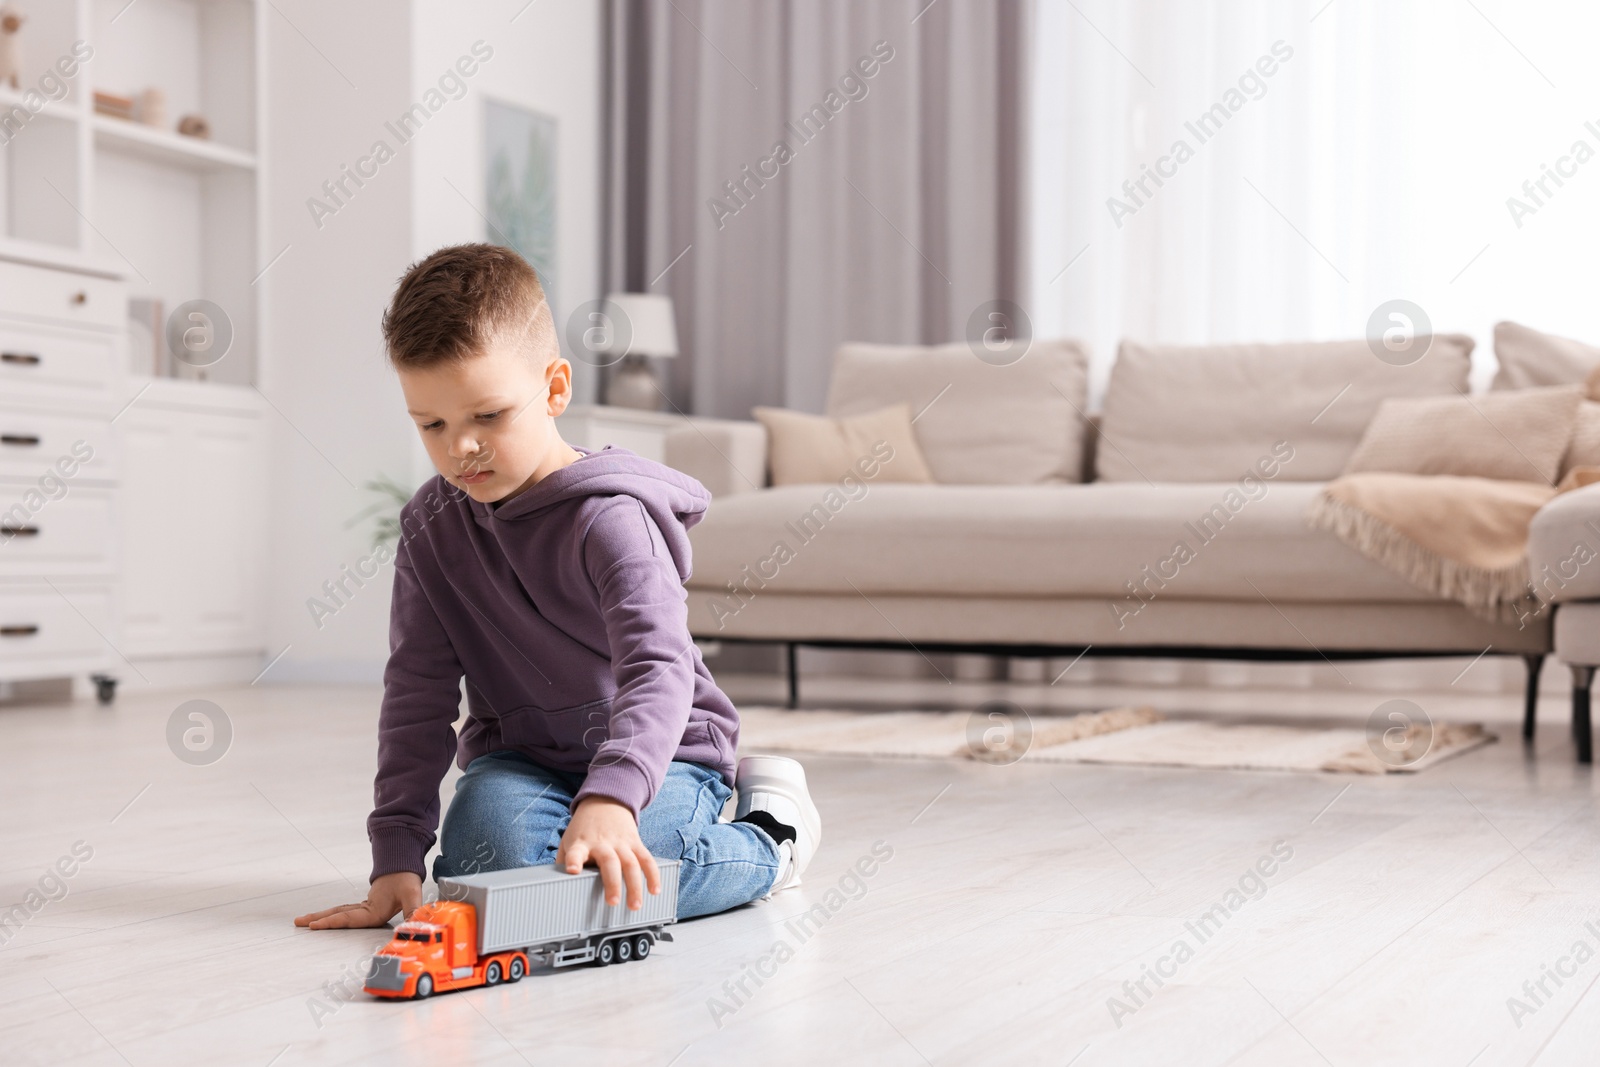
[468,445,710,582]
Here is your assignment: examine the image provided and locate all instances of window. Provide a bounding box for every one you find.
[1030,0,1600,400]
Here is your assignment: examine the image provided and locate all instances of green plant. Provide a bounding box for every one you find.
[347,474,415,549]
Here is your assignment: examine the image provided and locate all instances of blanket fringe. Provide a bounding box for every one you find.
[1306,492,1537,624]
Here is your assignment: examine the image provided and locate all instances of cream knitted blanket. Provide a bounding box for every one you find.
[1308,474,1558,621]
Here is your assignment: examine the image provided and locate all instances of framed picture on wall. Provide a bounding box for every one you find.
[483,99,558,302]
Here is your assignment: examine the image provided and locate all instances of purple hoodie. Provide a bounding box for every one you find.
[366,445,740,882]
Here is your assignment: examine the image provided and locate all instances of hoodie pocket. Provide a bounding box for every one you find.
[497,697,613,762]
[679,719,726,765]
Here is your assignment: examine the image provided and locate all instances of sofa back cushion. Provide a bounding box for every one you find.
[1492,321,1600,390]
[824,339,1091,484]
[1095,336,1475,482]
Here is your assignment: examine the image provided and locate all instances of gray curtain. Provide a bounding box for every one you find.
[603,0,1029,419]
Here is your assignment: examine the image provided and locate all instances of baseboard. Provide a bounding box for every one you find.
[118,652,270,691]
[116,653,387,691]
[261,658,386,686]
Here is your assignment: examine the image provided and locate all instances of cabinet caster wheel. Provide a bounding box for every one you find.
[91,674,118,705]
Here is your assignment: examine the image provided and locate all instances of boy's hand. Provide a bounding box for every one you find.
[557,796,661,911]
[294,872,423,930]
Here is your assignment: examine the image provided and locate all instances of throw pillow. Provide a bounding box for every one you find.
[1492,321,1600,390]
[1562,400,1600,482]
[1343,386,1583,485]
[753,403,935,486]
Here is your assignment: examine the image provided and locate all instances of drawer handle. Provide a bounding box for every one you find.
[71,291,88,306]
[0,625,39,637]
[1,351,42,366]
[0,525,39,537]
[0,434,41,446]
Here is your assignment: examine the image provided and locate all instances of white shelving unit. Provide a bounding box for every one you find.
[0,0,271,694]
[0,0,267,386]
[91,114,258,171]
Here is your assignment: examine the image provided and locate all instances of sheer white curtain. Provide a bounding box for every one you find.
[1031,0,1600,402]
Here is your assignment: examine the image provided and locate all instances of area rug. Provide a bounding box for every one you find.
[735,706,1496,775]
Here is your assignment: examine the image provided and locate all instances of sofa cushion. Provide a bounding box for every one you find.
[1528,481,1600,603]
[752,403,934,486]
[686,481,1435,606]
[1493,321,1600,390]
[824,339,1090,485]
[1096,336,1474,482]
[1343,386,1583,485]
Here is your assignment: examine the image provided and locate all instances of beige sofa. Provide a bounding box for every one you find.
[1518,322,1600,761]
[666,334,1552,722]
[1528,487,1600,761]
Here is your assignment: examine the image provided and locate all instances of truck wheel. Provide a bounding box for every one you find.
[485,961,502,986]
[597,939,615,966]
[617,938,633,963]
[634,935,652,960]
[509,956,525,981]
[414,974,433,999]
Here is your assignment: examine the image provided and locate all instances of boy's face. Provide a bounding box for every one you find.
[398,336,576,504]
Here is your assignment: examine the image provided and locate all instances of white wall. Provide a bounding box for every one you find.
[262,0,604,683]
[262,1,415,683]
[409,0,607,458]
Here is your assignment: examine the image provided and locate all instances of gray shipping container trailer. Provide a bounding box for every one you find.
[438,860,680,957]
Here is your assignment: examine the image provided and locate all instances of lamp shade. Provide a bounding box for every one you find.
[601,292,679,358]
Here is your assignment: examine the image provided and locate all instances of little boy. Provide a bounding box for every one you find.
[294,244,820,931]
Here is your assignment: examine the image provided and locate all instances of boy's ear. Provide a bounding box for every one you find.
[545,357,575,416]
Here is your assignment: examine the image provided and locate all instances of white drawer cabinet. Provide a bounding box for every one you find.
[0,255,125,701]
[119,381,268,659]
[0,407,119,481]
[0,260,126,331]
[0,321,119,401]
[0,585,115,667]
[0,488,116,578]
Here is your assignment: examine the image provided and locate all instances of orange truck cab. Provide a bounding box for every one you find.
[362,900,528,999]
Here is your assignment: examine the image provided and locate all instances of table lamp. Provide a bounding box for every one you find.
[600,293,678,411]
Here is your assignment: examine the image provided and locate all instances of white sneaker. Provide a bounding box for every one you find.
[735,755,822,891]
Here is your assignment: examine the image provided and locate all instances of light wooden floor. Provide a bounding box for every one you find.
[2,676,1598,1066]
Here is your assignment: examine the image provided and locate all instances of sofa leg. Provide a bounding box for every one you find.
[1522,653,1545,742]
[1574,664,1595,765]
[786,642,799,709]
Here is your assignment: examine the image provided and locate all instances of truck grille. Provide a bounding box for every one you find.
[364,954,409,992]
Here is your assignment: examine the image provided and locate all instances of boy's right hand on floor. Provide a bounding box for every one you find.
[293,871,423,930]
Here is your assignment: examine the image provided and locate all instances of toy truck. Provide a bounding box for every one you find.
[363,860,680,999]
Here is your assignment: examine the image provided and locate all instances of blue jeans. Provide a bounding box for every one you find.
[432,751,781,919]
